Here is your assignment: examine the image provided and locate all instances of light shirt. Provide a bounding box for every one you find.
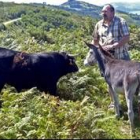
[93,16,130,59]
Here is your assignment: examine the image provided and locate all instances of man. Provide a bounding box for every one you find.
[92,4,130,108]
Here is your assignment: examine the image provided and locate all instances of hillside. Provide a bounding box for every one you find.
[59,0,101,19]
[0,1,140,139]
[112,2,140,13]
[57,0,140,26]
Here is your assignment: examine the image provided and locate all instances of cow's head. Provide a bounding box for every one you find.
[61,52,79,73]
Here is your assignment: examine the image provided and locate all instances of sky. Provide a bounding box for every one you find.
[1,0,140,6]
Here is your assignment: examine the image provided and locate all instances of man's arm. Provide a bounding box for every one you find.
[103,35,130,51]
[104,18,130,51]
[92,23,100,46]
[113,35,129,48]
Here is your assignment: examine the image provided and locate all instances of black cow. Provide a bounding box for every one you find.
[0,47,78,96]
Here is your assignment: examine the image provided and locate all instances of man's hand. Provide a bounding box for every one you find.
[103,44,114,51]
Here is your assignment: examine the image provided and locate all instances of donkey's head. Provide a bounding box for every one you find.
[84,49,97,66]
[84,42,98,66]
[84,42,114,66]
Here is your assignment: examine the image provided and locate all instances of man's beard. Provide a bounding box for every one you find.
[103,14,108,21]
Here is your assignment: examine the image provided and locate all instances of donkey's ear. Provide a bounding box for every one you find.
[98,43,104,51]
[98,43,115,58]
[84,41,95,49]
[98,43,108,53]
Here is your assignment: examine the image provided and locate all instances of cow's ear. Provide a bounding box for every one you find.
[68,54,78,58]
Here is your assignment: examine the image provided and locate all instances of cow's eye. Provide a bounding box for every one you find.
[69,59,74,65]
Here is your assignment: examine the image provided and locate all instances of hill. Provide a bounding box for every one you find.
[57,0,140,26]
[59,0,102,19]
[112,2,140,13]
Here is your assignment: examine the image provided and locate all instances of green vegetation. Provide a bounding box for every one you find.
[0,2,140,139]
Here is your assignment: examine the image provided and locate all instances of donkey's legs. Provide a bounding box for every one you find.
[108,86,114,108]
[108,85,120,118]
[124,89,135,135]
[124,75,139,135]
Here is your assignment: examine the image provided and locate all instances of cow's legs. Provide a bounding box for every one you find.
[47,84,58,96]
[0,75,6,92]
[0,84,4,92]
[38,81,58,96]
[44,80,58,96]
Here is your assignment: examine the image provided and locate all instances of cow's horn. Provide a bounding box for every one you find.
[69,54,79,57]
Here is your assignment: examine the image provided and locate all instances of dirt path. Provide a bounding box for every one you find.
[3,18,21,26]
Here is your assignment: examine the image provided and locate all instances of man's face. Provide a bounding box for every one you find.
[101,5,113,21]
